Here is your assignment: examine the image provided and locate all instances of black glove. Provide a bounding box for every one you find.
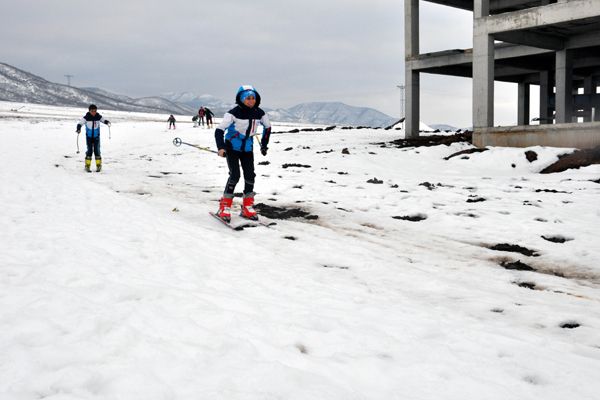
[261,147,268,156]
[76,124,81,133]
[104,120,111,126]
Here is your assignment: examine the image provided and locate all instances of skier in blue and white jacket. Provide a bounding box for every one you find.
[76,104,110,172]
[214,85,272,222]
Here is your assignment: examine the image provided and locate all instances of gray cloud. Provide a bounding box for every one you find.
[1,0,526,127]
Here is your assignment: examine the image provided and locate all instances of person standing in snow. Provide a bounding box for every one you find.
[214,85,271,222]
[204,107,214,129]
[168,114,176,129]
[76,104,110,172]
[198,107,205,127]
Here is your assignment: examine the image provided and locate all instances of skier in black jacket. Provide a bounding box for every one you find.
[214,85,271,222]
[204,107,215,129]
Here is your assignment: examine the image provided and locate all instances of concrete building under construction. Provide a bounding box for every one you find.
[404,0,600,148]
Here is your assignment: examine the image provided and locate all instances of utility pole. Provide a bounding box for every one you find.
[396,84,405,119]
[64,74,74,86]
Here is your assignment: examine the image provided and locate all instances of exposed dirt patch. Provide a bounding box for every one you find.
[540,146,600,173]
[258,161,270,165]
[454,212,479,218]
[490,243,540,257]
[444,147,488,160]
[284,236,297,241]
[375,132,472,148]
[282,163,311,169]
[419,182,437,190]
[367,177,383,184]
[541,235,573,243]
[535,189,570,193]
[560,321,580,329]
[466,197,486,203]
[514,281,537,290]
[254,203,318,220]
[525,150,538,162]
[342,148,350,154]
[392,213,428,222]
[500,260,536,272]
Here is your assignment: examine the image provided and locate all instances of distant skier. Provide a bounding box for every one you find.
[168,114,176,129]
[214,85,271,222]
[198,107,205,127]
[204,107,214,129]
[192,115,199,127]
[76,104,111,172]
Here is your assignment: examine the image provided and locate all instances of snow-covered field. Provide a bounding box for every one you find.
[1,101,599,400]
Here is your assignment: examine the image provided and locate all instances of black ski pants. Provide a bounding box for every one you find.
[86,136,101,159]
[224,144,255,196]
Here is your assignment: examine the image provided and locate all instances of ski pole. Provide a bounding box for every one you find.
[108,125,112,140]
[172,137,218,154]
[76,132,80,154]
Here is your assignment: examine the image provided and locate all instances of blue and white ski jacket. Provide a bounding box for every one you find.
[77,112,110,138]
[215,90,271,153]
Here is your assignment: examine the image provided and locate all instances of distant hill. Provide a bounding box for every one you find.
[162,92,234,116]
[164,91,397,127]
[268,102,396,127]
[1,62,397,126]
[429,123,460,132]
[0,63,190,115]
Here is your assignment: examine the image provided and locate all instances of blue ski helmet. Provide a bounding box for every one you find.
[236,85,261,107]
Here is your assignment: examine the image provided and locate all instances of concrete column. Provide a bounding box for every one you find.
[518,82,530,125]
[555,49,573,123]
[583,76,594,122]
[473,0,494,129]
[405,70,419,138]
[404,0,420,138]
[539,71,551,124]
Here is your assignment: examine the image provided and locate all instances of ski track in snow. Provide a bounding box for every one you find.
[1,102,600,400]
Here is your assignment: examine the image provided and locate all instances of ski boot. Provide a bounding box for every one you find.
[96,158,102,172]
[216,196,233,223]
[240,193,258,220]
[85,157,92,173]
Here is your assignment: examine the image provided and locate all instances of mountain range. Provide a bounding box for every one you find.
[0,62,396,126]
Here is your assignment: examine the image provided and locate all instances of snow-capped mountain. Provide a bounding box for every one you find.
[2,62,396,126]
[162,92,234,116]
[429,123,460,132]
[268,102,396,127]
[0,63,189,115]
[164,92,397,127]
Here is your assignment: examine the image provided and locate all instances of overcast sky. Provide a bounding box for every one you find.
[1,0,533,127]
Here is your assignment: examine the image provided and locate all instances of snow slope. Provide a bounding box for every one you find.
[1,101,599,400]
